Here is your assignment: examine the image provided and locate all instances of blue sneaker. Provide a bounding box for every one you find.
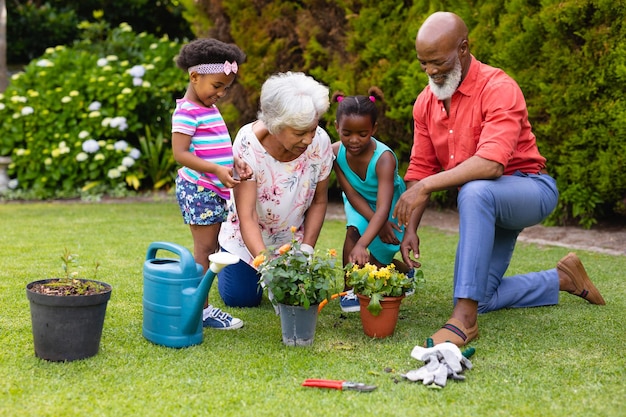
[202,305,243,330]
[405,269,416,296]
[340,290,360,313]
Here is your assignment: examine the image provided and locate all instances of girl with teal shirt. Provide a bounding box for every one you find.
[331,87,409,312]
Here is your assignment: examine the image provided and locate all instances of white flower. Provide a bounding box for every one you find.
[36,59,54,67]
[21,106,34,116]
[94,153,105,161]
[118,165,128,173]
[107,168,121,179]
[109,116,128,132]
[121,88,132,95]
[11,96,27,103]
[114,140,128,151]
[61,96,71,103]
[0,103,5,110]
[101,117,112,127]
[121,156,135,167]
[106,55,119,62]
[142,81,151,88]
[133,77,143,87]
[8,179,18,189]
[129,148,141,159]
[58,141,70,154]
[88,101,101,111]
[128,65,145,78]
[82,139,100,153]
[69,90,79,97]
[88,111,101,118]
[97,58,108,67]
[78,130,90,139]
[44,158,52,165]
[76,152,89,162]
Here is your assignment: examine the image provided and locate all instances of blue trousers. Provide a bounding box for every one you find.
[453,172,560,313]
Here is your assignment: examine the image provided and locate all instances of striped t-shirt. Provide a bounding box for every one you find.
[172,98,234,200]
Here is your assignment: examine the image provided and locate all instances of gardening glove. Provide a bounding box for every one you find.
[404,354,449,388]
[404,342,474,388]
[300,243,314,258]
[431,362,449,387]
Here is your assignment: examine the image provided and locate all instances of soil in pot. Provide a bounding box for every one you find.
[26,279,112,362]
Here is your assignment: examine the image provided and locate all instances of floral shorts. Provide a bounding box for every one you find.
[175,176,228,225]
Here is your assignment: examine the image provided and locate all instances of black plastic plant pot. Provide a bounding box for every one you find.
[26,279,112,362]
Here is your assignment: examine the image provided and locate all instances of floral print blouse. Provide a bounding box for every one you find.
[218,122,334,264]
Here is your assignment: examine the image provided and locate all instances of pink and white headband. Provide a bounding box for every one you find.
[188,60,238,75]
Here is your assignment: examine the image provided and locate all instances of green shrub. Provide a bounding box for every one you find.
[7,2,80,64]
[471,0,626,226]
[0,21,187,199]
[7,1,193,66]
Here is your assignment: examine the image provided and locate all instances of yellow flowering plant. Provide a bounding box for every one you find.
[252,227,342,309]
[346,263,424,316]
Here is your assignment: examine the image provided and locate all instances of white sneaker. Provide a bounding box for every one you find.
[202,305,243,329]
[340,290,360,313]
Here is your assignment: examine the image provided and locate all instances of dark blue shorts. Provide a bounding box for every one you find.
[175,176,228,225]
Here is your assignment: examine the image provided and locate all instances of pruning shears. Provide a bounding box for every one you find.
[302,379,377,392]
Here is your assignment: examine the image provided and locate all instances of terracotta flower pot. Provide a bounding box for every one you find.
[356,294,404,338]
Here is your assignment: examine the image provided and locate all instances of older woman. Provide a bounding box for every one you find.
[217,72,333,307]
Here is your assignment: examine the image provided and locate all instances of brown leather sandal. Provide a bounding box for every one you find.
[427,318,478,347]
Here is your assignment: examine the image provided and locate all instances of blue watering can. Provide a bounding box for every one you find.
[142,242,239,348]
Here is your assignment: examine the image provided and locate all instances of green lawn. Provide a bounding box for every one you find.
[0,199,624,416]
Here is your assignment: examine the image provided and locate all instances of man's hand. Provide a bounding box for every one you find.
[393,183,430,226]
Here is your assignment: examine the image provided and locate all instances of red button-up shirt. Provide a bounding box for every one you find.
[405,56,546,182]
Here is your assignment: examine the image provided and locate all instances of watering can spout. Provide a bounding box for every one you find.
[181,252,240,334]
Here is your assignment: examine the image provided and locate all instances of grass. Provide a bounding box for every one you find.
[0,199,624,417]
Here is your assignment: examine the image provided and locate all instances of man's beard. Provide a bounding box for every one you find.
[428,58,462,100]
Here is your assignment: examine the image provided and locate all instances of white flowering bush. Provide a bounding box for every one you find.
[0,21,186,198]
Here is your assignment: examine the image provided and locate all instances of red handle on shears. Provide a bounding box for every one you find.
[302,379,346,390]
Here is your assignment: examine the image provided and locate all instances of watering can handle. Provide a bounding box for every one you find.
[146,241,198,277]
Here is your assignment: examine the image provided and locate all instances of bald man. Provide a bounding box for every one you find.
[394,12,605,347]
